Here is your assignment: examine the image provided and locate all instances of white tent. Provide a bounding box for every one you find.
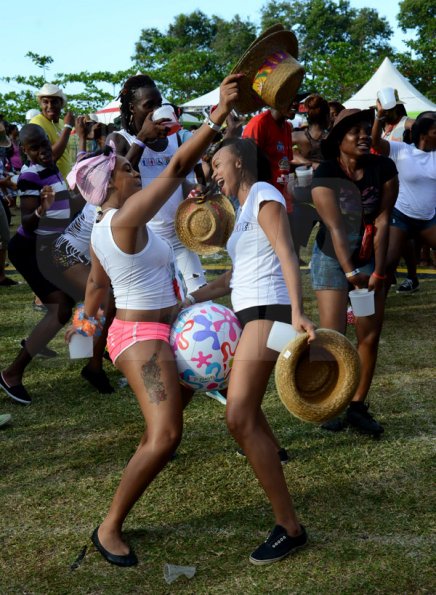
[344,57,436,113]
[181,87,220,110]
[93,99,121,124]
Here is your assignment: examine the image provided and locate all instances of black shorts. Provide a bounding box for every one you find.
[8,233,64,301]
[235,304,292,328]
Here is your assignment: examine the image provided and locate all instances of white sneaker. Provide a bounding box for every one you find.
[205,390,226,405]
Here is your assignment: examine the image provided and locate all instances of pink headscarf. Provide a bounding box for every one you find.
[67,142,117,205]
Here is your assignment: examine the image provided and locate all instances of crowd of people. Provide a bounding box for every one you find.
[0,59,435,569]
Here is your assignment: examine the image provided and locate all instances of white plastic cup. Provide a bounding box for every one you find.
[163,563,196,584]
[295,166,313,187]
[68,334,93,359]
[267,321,299,352]
[348,289,375,317]
[152,105,181,135]
[377,87,396,110]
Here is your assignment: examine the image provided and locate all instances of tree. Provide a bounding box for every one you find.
[132,11,256,102]
[260,0,394,100]
[395,0,435,101]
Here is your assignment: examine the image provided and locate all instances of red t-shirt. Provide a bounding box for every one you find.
[242,110,294,211]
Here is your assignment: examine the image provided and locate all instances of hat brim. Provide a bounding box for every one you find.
[175,195,235,256]
[231,30,300,114]
[275,328,360,423]
[321,108,375,160]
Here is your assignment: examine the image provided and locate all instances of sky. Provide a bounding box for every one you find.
[2,0,410,99]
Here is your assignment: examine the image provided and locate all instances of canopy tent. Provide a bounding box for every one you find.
[181,87,220,111]
[344,57,436,114]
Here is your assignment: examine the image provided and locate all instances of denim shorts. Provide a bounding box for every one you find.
[310,242,374,290]
[390,207,436,234]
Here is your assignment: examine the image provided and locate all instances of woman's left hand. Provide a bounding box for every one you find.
[368,274,385,292]
[292,313,317,342]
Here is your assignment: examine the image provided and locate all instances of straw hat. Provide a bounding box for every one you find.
[321,108,374,160]
[36,83,67,107]
[275,328,360,423]
[230,24,304,114]
[175,194,235,255]
[0,122,11,148]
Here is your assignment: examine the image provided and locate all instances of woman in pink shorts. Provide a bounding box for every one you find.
[67,75,241,567]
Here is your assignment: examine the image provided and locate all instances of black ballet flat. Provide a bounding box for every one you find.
[91,526,138,567]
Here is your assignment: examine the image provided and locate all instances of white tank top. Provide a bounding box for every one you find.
[91,209,177,310]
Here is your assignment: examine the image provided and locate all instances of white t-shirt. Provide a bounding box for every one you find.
[388,141,436,220]
[227,182,290,312]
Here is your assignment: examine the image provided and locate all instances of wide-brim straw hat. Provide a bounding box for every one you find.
[321,108,374,160]
[230,24,304,114]
[175,194,235,256]
[36,83,67,107]
[275,328,361,423]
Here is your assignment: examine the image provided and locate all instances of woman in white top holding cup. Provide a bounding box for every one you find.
[310,109,398,437]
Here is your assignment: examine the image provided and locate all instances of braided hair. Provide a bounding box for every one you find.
[118,75,156,134]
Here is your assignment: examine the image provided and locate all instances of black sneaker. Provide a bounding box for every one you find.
[249,524,307,565]
[346,402,384,436]
[20,339,58,359]
[396,278,419,294]
[0,372,32,405]
[321,417,346,432]
[236,447,290,464]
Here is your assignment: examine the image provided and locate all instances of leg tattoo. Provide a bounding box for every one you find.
[141,353,167,405]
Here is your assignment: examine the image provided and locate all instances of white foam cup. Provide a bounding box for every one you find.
[295,166,313,187]
[348,289,375,317]
[377,87,396,110]
[69,333,93,359]
[152,105,181,135]
[267,321,299,352]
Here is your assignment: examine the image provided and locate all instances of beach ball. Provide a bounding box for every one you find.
[170,301,242,390]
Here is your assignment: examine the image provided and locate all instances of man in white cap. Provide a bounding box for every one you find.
[30,83,75,179]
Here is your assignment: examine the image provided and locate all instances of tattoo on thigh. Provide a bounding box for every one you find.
[141,354,167,405]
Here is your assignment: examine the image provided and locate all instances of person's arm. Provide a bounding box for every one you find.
[50,111,75,163]
[20,186,55,234]
[368,175,399,292]
[371,102,390,156]
[312,185,369,289]
[115,75,242,230]
[258,199,316,340]
[83,245,111,319]
[184,270,232,306]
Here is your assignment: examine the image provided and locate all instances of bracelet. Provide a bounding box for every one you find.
[186,293,196,305]
[345,268,361,279]
[64,124,73,130]
[77,150,87,156]
[204,117,221,133]
[133,137,146,149]
[375,115,385,121]
[371,272,386,280]
[72,303,106,337]
[34,208,42,218]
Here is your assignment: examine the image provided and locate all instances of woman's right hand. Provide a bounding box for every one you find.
[64,325,76,343]
[215,74,243,118]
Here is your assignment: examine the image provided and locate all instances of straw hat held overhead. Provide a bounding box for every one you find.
[275,329,361,423]
[231,24,304,114]
[175,194,235,255]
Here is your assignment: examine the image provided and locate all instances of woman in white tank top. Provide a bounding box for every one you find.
[66,76,241,567]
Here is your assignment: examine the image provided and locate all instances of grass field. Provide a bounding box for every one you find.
[0,244,435,594]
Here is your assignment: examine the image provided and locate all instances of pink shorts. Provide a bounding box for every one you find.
[107,318,171,363]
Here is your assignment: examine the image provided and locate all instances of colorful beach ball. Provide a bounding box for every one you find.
[170,301,242,391]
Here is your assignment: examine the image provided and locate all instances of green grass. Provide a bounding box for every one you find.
[0,246,435,594]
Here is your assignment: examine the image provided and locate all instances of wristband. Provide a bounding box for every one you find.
[375,115,385,121]
[204,117,222,133]
[186,293,196,305]
[34,208,42,218]
[133,137,146,149]
[345,268,361,279]
[64,124,73,130]
[371,272,386,280]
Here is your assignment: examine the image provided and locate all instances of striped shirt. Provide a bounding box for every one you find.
[17,163,72,239]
